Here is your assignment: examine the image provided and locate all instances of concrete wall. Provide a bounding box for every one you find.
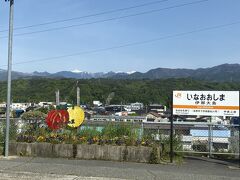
[76,144,126,161]
[9,143,160,163]
[9,143,73,158]
[76,145,153,163]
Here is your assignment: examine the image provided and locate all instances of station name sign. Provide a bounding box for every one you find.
[173,91,239,116]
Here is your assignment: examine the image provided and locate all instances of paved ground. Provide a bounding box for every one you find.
[0,156,239,180]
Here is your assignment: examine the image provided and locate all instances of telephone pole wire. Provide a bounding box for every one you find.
[5,0,14,157]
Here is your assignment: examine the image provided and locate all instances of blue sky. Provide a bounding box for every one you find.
[0,0,240,73]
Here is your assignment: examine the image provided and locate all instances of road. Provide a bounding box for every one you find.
[0,156,239,180]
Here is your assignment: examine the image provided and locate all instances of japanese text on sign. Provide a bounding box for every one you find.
[173,91,239,116]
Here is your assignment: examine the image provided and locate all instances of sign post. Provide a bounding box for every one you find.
[239,91,240,168]
[170,92,173,163]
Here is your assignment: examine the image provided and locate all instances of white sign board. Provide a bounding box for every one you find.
[173,91,239,116]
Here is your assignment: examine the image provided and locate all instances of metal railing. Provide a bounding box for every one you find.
[0,118,239,162]
[172,123,239,157]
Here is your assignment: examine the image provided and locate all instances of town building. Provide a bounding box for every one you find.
[38,102,54,108]
[10,103,32,111]
[124,102,144,112]
[146,112,168,122]
[148,104,166,115]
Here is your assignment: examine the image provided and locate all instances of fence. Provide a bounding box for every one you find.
[83,120,240,160]
[0,118,239,163]
[0,118,21,153]
[172,122,239,158]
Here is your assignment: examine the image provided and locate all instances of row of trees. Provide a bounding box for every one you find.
[0,78,240,107]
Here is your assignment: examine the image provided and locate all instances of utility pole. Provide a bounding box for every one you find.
[5,0,14,158]
[170,92,174,163]
[56,90,60,106]
[77,87,80,106]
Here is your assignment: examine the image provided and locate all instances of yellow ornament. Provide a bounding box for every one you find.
[67,106,85,127]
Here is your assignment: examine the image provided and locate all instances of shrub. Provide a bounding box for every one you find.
[37,107,49,114]
[77,127,101,139]
[21,111,47,121]
[160,135,183,161]
[101,122,138,139]
[149,146,160,164]
[21,111,47,131]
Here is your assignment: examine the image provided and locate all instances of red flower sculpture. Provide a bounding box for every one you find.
[46,110,69,130]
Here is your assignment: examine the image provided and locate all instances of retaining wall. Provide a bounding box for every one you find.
[9,142,160,163]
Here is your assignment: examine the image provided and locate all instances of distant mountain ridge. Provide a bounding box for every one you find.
[126,63,240,82]
[0,69,133,80]
[0,64,239,82]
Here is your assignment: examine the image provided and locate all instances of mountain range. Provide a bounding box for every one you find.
[0,63,239,82]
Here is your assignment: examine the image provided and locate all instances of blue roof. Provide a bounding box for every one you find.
[190,129,230,137]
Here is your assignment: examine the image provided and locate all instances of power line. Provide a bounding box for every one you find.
[0,0,171,33]
[0,0,210,39]
[1,20,239,68]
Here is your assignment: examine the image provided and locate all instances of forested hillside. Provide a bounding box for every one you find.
[0,78,239,106]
